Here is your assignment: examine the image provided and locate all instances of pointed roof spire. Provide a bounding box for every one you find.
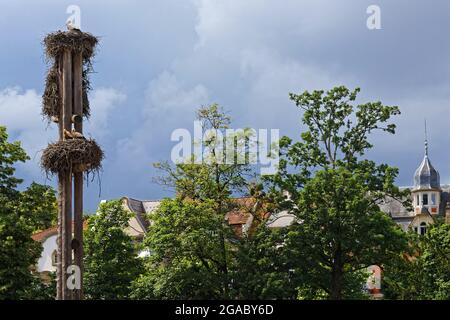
[424,119,428,157]
[413,120,440,190]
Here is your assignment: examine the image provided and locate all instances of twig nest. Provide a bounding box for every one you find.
[42,66,90,119]
[41,139,104,175]
[42,66,60,120]
[43,30,98,61]
[42,30,97,121]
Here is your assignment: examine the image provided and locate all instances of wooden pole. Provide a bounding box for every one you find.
[52,28,95,300]
[56,54,63,301]
[57,173,63,300]
[61,49,73,300]
[72,51,84,300]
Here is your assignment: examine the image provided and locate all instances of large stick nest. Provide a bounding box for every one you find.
[43,30,98,61]
[42,65,91,119]
[42,30,98,120]
[41,139,104,176]
[42,65,60,119]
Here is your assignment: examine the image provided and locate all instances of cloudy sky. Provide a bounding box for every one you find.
[0,0,449,212]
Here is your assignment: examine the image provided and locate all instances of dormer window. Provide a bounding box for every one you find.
[422,194,428,205]
[419,222,427,235]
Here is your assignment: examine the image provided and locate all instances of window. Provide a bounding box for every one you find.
[419,222,427,235]
[431,193,436,205]
[51,250,57,266]
[416,195,420,206]
[422,194,428,205]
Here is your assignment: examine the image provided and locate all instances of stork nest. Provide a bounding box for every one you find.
[41,139,104,176]
[42,65,91,119]
[42,65,60,119]
[43,30,98,61]
[42,30,97,120]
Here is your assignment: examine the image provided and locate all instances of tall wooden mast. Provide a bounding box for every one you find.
[57,38,80,300]
[72,50,84,300]
[58,48,74,300]
[42,26,100,300]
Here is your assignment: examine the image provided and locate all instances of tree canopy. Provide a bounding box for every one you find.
[0,126,45,299]
[133,105,290,299]
[84,200,143,300]
[383,222,450,300]
[266,86,409,299]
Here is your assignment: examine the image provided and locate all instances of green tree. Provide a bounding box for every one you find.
[19,182,57,232]
[133,104,289,299]
[0,127,29,196]
[383,222,450,300]
[0,126,43,299]
[84,200,143,299]
[148,104,251,299]
[0,195,42,299]
[231,224,296,299]
[266,86,409,299]
[132,198,229,299]
[27,272,57,300]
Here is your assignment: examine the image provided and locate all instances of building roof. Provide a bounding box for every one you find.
[31,220,88,242]
[123,197,154,230]
[31,226,58,242]
[378,194,411,219]
[379,185,450,230]
[413,140,440,190]
[226,211,249,225]
[225,197,257,225]
[124,196,273,233]
[266,211,297,228]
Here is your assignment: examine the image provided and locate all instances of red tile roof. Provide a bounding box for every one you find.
[226,212,249,225]
[31,220,88,242]
[225,197,270,225]
[31,226,58,242]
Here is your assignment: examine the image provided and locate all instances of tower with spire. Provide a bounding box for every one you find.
[410,121,441,233]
